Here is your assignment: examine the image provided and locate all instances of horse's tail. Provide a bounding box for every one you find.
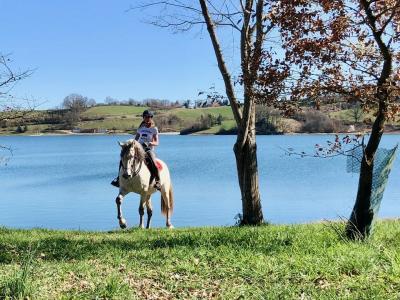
[169,184,174,214]
[161,184,174,216]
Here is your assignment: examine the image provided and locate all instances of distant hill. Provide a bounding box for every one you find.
[1,104,399,135]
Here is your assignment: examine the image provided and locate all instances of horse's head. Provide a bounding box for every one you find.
[118,139,145,179]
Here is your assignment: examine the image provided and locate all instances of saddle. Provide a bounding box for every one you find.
[144,153,162,189]
[144,155,162,171]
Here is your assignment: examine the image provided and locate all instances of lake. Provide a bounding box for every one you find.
[0,134,399,230]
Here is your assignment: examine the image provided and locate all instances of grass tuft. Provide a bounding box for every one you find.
[0,245,37,300]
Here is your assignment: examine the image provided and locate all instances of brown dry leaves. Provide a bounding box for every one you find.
[125,272,222,300]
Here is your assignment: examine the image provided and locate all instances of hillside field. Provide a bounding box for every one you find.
[2,104,400,135]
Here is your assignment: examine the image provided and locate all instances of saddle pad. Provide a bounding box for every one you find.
[155,159,163,171]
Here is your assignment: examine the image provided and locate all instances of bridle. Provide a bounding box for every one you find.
[120,147,143,178]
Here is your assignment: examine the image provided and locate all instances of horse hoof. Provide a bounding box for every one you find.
[119,218,127,229]
[167,224,174,229]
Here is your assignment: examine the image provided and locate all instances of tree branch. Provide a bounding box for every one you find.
[199,0,242,125]
[238,0,263,149]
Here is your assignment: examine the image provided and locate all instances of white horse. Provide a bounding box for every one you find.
[115,139,174,229]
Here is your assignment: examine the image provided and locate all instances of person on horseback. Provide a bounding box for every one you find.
[111,109,161,190]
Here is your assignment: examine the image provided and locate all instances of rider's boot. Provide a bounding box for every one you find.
[148,163,161,191]
[111,160,122,188]
[149,168,161,191]
[111,177,119,187]
[153,165,161,190]
[154,179,161,191]
[145,150,161,191]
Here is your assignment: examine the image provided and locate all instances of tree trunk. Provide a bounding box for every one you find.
[234,110,264,225]
[346,154,375,239]
[199,0,264,225]
[234,137,264,225]
[346,0,393,239]
[346,107,386,239]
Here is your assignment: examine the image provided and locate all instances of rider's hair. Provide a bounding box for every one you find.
[139,117,155,128]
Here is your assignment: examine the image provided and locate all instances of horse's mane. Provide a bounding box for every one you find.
[133,140,146,162]
[120,140,146,162]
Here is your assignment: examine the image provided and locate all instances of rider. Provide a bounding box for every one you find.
[111,109,161,190]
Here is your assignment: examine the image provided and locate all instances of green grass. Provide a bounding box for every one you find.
[4,104,400,135]
[1,220,399,299]
[78,118,141,132]
[166,107,233,122]
[329,109,370,123]
[82,106,149,118]
[196,120,237,134]
[0,246,36,299]
[80,106,234,134]
[0,106,235,135]
[330,109,400,126]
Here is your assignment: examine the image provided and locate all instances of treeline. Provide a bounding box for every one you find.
[102,96,182,108]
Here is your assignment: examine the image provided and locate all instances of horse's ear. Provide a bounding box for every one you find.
[118,141,125,147]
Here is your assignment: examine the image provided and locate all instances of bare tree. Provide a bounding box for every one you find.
[0,53,34,122]
[1,53,34,164]
[62,93,89,111]
[87,98,97,107]
[61,93,89,128]
[105,96,119,105]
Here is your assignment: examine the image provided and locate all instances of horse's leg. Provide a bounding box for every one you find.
[161,186,173,229]
[138,194,147,229]
[116,192,128,229]
[146,196,153,229]
[166,210,173,229]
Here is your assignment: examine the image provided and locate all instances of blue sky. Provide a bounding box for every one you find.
[0,1,234,108]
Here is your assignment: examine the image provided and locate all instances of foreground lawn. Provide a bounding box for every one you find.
[1,220,400,299]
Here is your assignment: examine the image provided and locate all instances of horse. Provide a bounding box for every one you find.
[115,139,174,229]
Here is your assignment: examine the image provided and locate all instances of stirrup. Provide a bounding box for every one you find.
[111,178,119,188]
[154,181,161,191]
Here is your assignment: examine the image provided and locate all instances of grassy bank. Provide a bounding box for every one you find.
[1,220,400,299]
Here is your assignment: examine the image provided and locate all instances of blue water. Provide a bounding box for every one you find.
[0,134,399,230]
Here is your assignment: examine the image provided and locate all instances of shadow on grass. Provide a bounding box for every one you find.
[0,228,295,263]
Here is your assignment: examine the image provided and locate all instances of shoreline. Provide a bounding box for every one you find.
[1,129,400,137]
[0,131,182,137]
